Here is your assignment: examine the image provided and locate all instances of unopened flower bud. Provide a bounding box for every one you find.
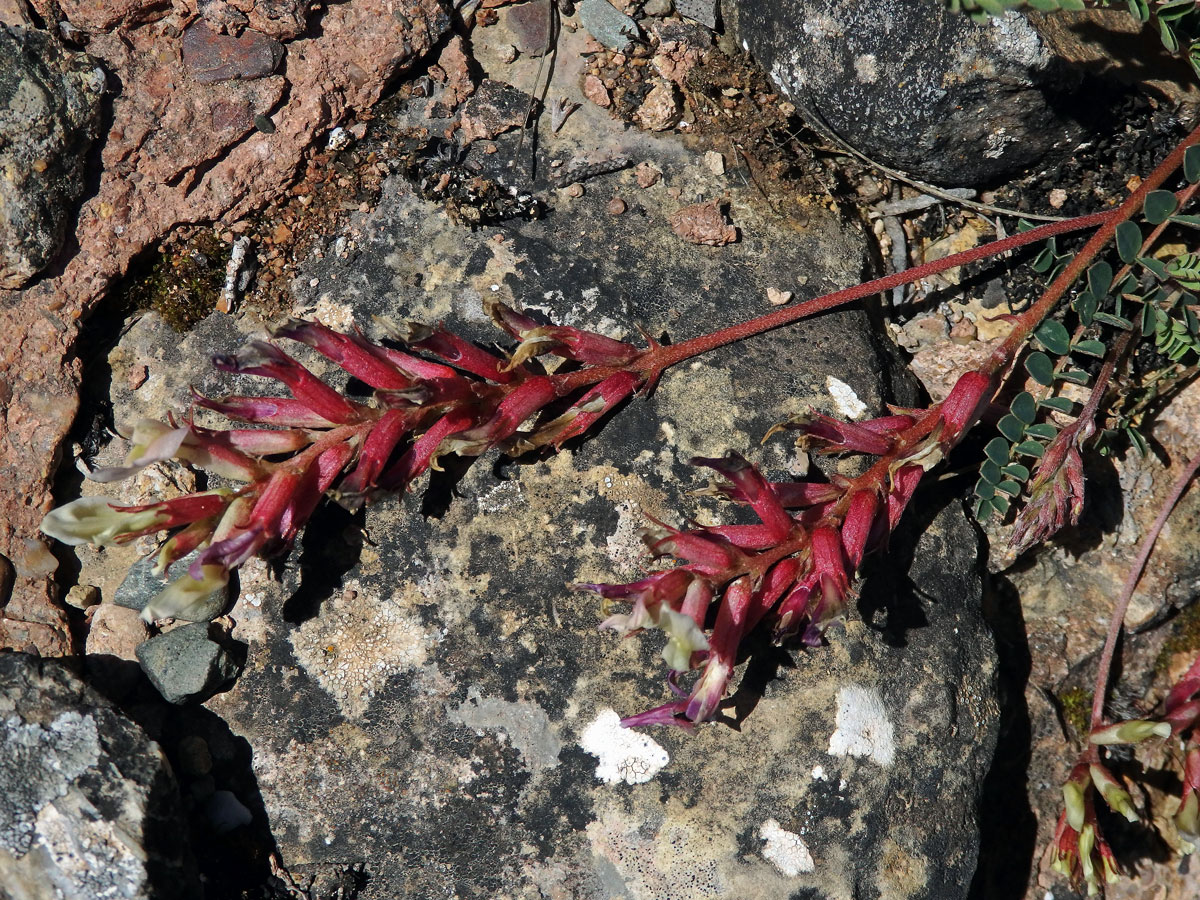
[1089,764,1138,823]
[1089,719,1171,745]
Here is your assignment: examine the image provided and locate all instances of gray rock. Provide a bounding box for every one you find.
[726,0,1088,186]
[113,548,229,621]
[577,0,640,51]
[0,25,104,288]
[0,653,199,900]
[135,623,243,704]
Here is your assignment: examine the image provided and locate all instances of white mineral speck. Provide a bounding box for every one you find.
[579,708,669,785]
[811,764,826,781]
[759,819,815,876]
[827,684,895,767]
[825,376,868,419]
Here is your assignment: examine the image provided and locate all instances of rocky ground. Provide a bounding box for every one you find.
[4,1,1200,899]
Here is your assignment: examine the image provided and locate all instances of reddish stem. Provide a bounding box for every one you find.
[1090,448,1200,734]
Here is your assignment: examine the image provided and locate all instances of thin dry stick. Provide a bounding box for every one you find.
[1091,448,1200,733]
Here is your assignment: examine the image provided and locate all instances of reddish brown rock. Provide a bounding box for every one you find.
[505,0,551,57]
[582,73,611,109]
[669,200,737,246]
[50,0,165,30]
[181,20,283,84]
[0,0,449,656]
[633,80,681,132]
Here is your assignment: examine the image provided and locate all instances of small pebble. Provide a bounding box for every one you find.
[606,197,627,215]
[178,735,213,776]
[65,584,100,610]
[635,161,661,188]
[767,288,792,306]
[564,183,584,198]
[704,150,725,175]
[1048,188,1067,209]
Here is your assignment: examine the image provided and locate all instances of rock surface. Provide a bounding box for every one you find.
[0,652,198,900]
[0,24,104,289]
[727,0,1088,185]
[0,1,450,656]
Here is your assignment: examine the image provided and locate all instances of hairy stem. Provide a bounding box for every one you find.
[1090,447,1200,733]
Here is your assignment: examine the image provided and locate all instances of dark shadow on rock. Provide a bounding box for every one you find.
[281,502,364,624]
[854,489,949,648]
[968,572,1036,900]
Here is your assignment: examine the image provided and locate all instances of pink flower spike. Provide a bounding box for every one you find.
[404,323,516,383]
[705,524,779,551]
[376,345,459,381]
[686,576,753,722]
[528,325,639,366]
[1167,653,1200,715]
[223,428,312,457]
[620,701,696,732]
[193,391,335,428]
[768,481,842,509]
[531,371,639,449]
[273,319,414,390]
[692,454,794,542]
[646,528,737,577]
[748,557,802,632]
[487,376,558,441]
[773,574,815,639]
[679,578,714,629]
[379,409,476,489]
[341,409,412,495]
[939,370,995,439]
[886,465,925,532]
[842,490,880,567]
[859,414,917,435]
[785,414,896,456]
[1166,698,1200,736]
[485,298,541,338]
[212,341,363,424]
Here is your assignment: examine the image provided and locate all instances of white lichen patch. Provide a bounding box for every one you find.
[579,708,669,785]
[290,579,439,718]
[759,819,815,876]
[293,296,357,332]
[827,684,895,767]
[825,376,868,420]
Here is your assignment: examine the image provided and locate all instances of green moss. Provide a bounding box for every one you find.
[1155,602,1200,675]
[117,230,226,332]
[1057,686,1093,739]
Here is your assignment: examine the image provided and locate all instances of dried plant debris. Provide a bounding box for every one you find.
[401,138,545,227]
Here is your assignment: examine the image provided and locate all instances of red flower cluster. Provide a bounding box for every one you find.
[579,369,999,729]
[42,303,648,621]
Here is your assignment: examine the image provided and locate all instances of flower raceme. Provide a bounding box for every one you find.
[42,302,649,622]
[578,369,1000,730]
